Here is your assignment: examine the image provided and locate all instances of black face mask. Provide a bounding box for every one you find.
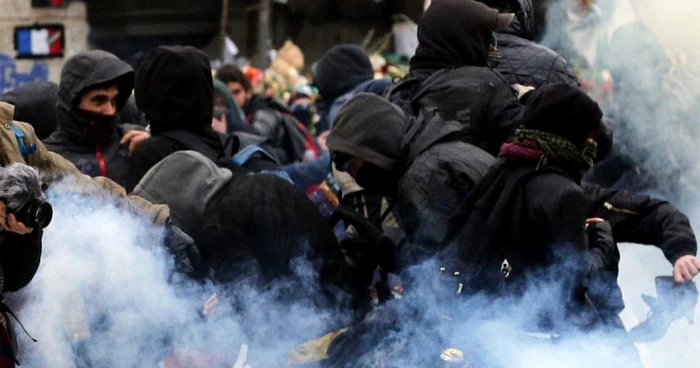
[354,163,400,199]
[75,108,119,130]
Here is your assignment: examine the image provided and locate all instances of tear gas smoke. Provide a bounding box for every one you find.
[7,184,342,367]
[5,1,700,366]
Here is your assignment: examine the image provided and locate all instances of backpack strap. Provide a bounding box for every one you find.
[12,124,37,160]
[232,145,278,166]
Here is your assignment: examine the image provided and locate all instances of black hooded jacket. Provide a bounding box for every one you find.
[43,50,135,188]
[392,0,524,156]
[483,0,579,87]
[440,85,611,321]
[1,80,58,140]
[328,93,495,271]
[128,46,225,191]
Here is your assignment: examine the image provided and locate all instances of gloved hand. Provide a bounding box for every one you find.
[330,206,397,274]
[164,219,204,278]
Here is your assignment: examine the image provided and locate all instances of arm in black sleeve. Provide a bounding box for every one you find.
[486,81,525,154]
[583,183,697,264]
[0,229,43,292]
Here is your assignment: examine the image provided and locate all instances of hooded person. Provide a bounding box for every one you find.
[328,93,495,272]
[440,83,616,330]
[133,150,367,330]
[477,0,579,87]
[387,0,525,156]
[43,51,140,188]
[127,46,228,191]
[0,80,59,140]
[212,79,249,135]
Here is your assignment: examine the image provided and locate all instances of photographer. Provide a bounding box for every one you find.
[0,164,47,367]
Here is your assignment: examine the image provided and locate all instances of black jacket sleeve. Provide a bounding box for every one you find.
[485,81,525,155]
[0,229,43,292]
[583,183,697,264]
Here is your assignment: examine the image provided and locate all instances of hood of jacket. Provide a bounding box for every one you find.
[480,0,534,40]
[133,150,233,235]
[1,80,58,140]
[56,50,134,143]
[410,0,504,73]
[328,93,407,174]
[328,93,465,175]
[213,79,247,133]
[134,46,213,136]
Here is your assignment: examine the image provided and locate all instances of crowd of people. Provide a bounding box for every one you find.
[0,0,698,366]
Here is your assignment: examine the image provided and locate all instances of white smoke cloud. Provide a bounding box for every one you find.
[5,186,340,367]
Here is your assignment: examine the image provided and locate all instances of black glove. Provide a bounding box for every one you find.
[330,206,397,274]
[164,219,204,279]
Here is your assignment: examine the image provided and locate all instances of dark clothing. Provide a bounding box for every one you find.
[395,109,494,269]
[443,160,592,293]
[484,0,580,87]
[582,183,698,264]
[329,93,495,270]
[134,46,213,136]
[388,67,524,156]
[409,0,501,72]
[44,125,134,189]
[134,151,355,313]
[521,83,603,145]
[1,81,58,140]
[44,50,135,188]
[0,230,42,293]
[129,46,224,190]
[0,229,42,368]
[126,128,225,191]
[118,96,147,127]
[312,45,375,104]
[244,94,311,165]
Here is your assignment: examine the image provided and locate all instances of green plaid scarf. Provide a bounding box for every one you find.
[507,128,598,170]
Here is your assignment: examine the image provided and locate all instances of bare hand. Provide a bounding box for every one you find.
[0,201,33,235]
[120,130,151,155]
[317,131,330,153]
[212,115,228,134]
[585,217,605,227]
[512,84,535,99]
[674,255,700,283]
[202,293,219,317]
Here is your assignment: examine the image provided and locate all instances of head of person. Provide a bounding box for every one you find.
[516,84,604,171]
[410,0,514,73]
[1,80,58,139]
[134,46,213,135]
[477,0,535,40]
[327,93,409,198]
[312,44,374,103]
[288,92,315,128]
[57,50,134,131]
[215,64,252,108]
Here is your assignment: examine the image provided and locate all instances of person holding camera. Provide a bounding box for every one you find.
[0,163,48,367]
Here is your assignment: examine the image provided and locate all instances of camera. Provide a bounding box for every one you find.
[0,163,53,229]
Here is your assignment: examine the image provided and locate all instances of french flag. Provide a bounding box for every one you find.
[17,27,63,56]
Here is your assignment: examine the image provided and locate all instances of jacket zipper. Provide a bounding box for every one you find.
[603,202,639,216]
[90,122,108,177]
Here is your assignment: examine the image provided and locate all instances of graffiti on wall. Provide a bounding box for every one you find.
[0,53,49,95]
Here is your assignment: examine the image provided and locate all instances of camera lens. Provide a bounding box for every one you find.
[16,200,53,229]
